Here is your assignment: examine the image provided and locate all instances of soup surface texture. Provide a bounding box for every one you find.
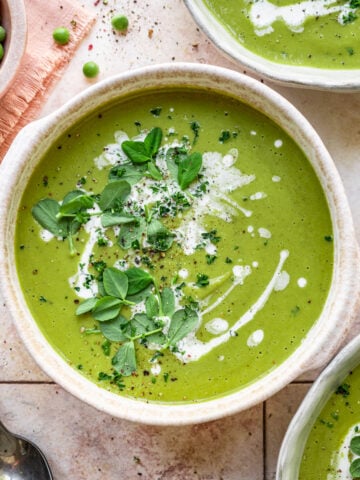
[299,364,360,479]
[202,0,360,69]
[15,89,333,403]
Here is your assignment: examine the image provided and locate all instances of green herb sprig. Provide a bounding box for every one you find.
[76,265,198,375]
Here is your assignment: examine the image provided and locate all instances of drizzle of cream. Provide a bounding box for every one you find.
[250,192,267,201]
[40,230,54,242]
[247,329,264,347]
[249,0,354,36]
[201,265,252,316]
[176,250,289,363]
[258,227,272,239]
[274,270,290,291]
[205,318,229,335]
[68,211,103,298]
[297,277,307,288]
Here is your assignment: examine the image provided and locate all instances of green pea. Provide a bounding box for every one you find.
[111,14,129,32]
[0,43,3,61]
[53,27,70,45]
[0,26,6,43]
[82,61,99,78]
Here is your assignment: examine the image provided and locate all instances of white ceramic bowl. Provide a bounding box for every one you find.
[277,333,360,479]
[0,63,359,425]
[184,0,360,91]
[0,0,27,98]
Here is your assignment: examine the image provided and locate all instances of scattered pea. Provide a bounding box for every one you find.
[0,43,3,61]
[111,14,129,32]
[53,27,70,45]
[0,26,6,43]
[82,61,99,78]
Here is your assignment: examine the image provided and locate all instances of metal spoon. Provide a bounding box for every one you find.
[0,420,53,479]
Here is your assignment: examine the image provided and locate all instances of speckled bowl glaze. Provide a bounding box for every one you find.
[0,63,359,425]
[277,333,360,479]
[0,0,27,98]
[184,0,360,91]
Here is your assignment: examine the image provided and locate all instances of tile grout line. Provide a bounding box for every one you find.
[263,401,267,480]
[0,380,56,384]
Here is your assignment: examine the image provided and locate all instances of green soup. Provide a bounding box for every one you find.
[299,365,360,479]
[15,89,333,403]
[202,0,360,69]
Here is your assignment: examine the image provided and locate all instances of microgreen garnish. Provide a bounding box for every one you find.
[30,125,222,378]
[177,152,202,190]
[76,264,198,375]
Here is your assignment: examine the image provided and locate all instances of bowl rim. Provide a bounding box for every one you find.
[276,333,360,479]
[0,0,27,98]
[184,0,360,91]
[0,62,359,425]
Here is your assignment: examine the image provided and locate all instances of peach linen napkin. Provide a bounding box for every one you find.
[0,0,96,160]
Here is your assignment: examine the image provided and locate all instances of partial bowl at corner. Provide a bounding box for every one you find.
[0,63,359,426]
[184,0,360,91]
[0,0,27,98]
[277,333,360,479]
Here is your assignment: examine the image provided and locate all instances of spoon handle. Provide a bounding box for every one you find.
[0,420,17,456]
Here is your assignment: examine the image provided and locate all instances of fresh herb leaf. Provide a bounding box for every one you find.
[144,127,162,158]
[121,140,150,164]
[101,211,136,228]
[76,297,98,315]
[103,267,128,300]
[132,313,165,344]
[118,217,146,250]
[147,161,163,181]
[108,163,146,185]
[219,130,231,143]
[32,198,69,237]
[99,315,130,342]
[99,180,131,211]
[121,127,161,163]
[112,341,137,376]
[350,436,360,456]
[101,339,111,356]
[125,267,154,296]
[177,152,202,190]
[92,296,123,321]
[165,146,188,180]
[195,273,210,287]
[160,287,175,317]
[201,229,221,244]
[167,308,198,346]
[335,383,351,397]
[190,121,200,145]
[147,218,175,251]
[145,294,159,319]
[350,458,360,478]
[58,191,94,219]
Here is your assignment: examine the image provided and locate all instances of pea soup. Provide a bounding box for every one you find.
[15,89,333,403]
[202,0,360,69]
[299,365,360,479]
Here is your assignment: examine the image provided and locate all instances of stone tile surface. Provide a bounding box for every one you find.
[0,384,263,480]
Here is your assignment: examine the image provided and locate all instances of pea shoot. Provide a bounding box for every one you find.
[111,14,129,33]
[52,27,70,45]
[82,61,100,78]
